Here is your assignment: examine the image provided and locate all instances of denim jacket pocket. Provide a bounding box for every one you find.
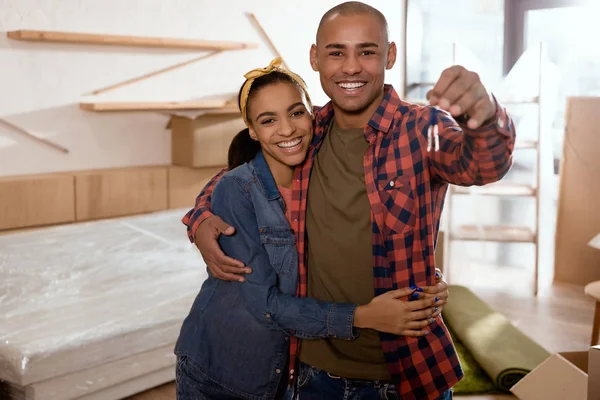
[377,175,416,235]
[259,226,297,277]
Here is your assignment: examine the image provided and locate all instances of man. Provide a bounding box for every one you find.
[182,2,515,399]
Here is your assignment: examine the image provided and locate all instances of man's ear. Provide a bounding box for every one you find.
[386,41,397,70]
[309,44,319,71]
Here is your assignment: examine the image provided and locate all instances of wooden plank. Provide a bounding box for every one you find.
[80,100,238,112]
[501,96,539,105]
[7,30,257,51]
[0,118,69,154]
[452,182,536,197]
[247,13,289,69]
[168,166,223,209]
[82,102,239,113]
[0,173,75,231]
[515,139,538,149]
[450,225,535,243]
[88,51,222,95]
[74,167,168,221]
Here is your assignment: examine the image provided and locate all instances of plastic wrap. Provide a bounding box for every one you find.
[0,209,208,386]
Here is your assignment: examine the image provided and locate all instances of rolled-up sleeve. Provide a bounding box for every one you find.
[422,96,516,186]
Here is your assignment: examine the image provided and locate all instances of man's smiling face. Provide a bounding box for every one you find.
[310,12,396,117]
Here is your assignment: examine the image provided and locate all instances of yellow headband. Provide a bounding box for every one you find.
[239,57,312,127]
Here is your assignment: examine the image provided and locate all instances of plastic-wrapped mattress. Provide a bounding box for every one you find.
[0,209,208,399]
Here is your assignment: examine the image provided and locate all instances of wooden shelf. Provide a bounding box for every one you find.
[80,100,238,112]
[515,139,538,149]
[501,96,539,105]
[406,98,429,106]
[450,225,536,243]
[452,183,536,197]
[406,82,435,90]
[7,30,257,51]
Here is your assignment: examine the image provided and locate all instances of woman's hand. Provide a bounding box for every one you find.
[353,269,449,337]
[354,287,438,337]
[415,268,449,319]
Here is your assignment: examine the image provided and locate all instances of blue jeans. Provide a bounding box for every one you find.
[175,356,292,400]
[176,356,238,400]
[296,362,453,400]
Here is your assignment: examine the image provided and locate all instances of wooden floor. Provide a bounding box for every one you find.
[125,385,516,400]
[126,382,518,400]
[127,383,175,400]
[127,275,595,400]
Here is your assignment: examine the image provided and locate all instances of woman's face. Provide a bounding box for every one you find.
[247,82,313,169]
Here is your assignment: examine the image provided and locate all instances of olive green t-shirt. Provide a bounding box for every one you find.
[299,119,390,380]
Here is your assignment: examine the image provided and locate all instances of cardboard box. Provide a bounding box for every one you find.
[170,113,245,168]
[0,173,75,231]
[167,166,223,209]
[74,166,168,221]
[510,352,588,400]
[554,97,600,285]
[590,346,600,400]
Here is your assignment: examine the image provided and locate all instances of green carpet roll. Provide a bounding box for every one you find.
[443,285,551,391]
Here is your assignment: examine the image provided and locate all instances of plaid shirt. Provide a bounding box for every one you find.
[182,84,515,399]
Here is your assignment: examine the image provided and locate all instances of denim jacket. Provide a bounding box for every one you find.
[174,151,358,400]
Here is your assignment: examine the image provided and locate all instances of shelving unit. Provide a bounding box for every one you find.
[404,43,546,295]
[7,29,255,115]
[8,29,256,114]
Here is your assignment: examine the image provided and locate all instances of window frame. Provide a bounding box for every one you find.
[503,0,591,75]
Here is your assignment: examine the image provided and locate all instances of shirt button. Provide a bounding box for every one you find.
[497,118,504,128]
[290,369,295,374]
[389,180,395,187]
[276,369,281,374]
[265,313,271,319]
[293,218,298,222]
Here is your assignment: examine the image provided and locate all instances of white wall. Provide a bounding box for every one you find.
[0,0,405,177]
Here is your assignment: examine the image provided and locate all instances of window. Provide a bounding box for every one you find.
[523,4,600,164]
[405,0,505,100]
[406,0,599,170]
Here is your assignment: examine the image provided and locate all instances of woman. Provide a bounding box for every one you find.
[174,58,439,400]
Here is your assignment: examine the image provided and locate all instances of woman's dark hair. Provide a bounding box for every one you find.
[227,71,306,170]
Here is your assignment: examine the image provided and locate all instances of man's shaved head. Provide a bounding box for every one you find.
[310,1,396,128]
[316,1,389,45]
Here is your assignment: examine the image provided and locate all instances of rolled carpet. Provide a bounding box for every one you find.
[442,285,551,391]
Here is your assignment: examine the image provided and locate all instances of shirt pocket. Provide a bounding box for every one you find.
[259,226,298,280]
[377,175,417,236]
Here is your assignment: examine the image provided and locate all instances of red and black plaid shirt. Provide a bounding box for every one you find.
[182,84,515,399]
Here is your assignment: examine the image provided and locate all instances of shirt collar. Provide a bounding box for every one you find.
[313,84,400,140]
[251,150,281,201]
